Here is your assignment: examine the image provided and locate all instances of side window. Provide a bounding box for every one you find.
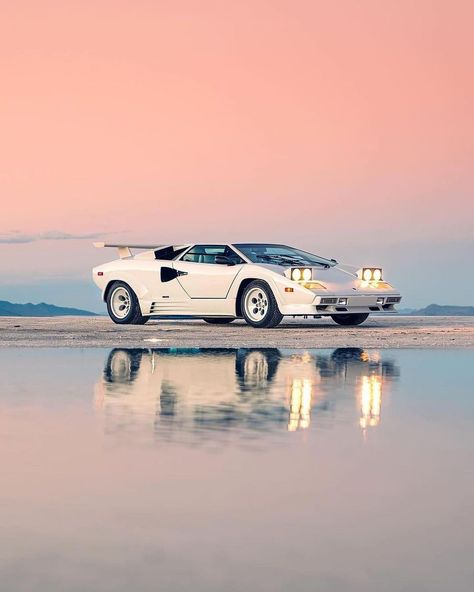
[182,245,226,264]
[154,245,188,260]
[181,245,244,264]
[224,246,245,265]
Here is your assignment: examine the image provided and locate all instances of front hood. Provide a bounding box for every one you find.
[257,262,358,288]
[256,262,394,293]
[298,265,360,292]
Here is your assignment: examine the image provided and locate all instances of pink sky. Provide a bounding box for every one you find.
[1,0,473,308]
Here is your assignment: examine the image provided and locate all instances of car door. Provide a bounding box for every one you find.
[173,245,244,298]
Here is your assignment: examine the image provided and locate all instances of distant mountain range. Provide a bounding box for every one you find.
[401,304,474,316]
[0,300,98,317]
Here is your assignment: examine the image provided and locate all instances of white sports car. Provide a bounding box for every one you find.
[92,242,402,328]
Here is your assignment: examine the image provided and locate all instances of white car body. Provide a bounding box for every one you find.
[92,242,402,326]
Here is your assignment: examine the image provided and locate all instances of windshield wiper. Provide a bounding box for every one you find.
[257,254,331,268]
[257,254,306,265]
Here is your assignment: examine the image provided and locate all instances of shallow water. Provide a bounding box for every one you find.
[0,347,473,591]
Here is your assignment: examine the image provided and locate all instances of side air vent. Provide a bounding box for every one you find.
[161,267,178,282]
[150,301,191,314]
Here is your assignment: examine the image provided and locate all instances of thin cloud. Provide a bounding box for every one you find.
[0,231,107,244]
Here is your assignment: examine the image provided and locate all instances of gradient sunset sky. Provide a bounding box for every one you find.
[1,0,473,311]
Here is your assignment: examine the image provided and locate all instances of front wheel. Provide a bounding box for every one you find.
[241,281,283,328]
[106,281,148,325]
[203,318,235,325]
[331,313,369,326]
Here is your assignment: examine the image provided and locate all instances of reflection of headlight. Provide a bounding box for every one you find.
[362,267,383,281]
[291,267,312,281]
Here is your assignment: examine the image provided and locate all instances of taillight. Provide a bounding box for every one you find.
[97,271,104,276]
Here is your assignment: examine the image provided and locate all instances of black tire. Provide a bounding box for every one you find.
[106,281,148,325]
[331,347,365,361]
[331,313,369,326]
[241,280,283,328]
[202,318,235,325]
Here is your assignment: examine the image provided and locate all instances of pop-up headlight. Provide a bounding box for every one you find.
[291,268,302,281]
[291,267,312,281]
[361,267,383,282]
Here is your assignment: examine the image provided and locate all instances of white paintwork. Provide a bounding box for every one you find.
[173,260,243,298]
[92,243,402,323]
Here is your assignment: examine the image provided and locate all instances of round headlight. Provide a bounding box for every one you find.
[291,268,302,281]
[363,268,373,281]
[302,268,312,281]
[373,268,382,281]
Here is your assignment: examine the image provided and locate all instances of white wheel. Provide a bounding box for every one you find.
[240,280,283,328]
[110,286,131,319]
[106,281,148,325]
[244,287,269,322]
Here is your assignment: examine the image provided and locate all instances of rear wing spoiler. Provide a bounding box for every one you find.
[94,242,163,259]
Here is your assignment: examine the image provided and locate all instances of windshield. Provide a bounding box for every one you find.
[234,244,337,267]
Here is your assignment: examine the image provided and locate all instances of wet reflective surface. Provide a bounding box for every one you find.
[0,348,473,591]
[96,347,399,444]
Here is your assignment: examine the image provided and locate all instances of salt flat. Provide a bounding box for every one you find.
[0,315,473,348]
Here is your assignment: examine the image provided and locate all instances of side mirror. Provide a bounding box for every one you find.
[215,255,234,266]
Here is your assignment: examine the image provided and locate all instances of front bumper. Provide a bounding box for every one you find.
[279,294,402,316]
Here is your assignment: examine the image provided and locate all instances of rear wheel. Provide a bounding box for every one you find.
[241,281,283,328]
[331,313,369,326]
[106,281,148,325]
[203,318,235,324]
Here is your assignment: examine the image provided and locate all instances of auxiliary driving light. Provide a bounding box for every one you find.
[361,267,383,282]
[291,267,312,282]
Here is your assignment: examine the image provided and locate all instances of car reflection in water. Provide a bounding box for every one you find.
[314,348,398,437]
[94,347,399,444]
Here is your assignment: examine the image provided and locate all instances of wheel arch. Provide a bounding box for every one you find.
[235,278,259,317]
[103,280,116,303]
[103,276,147,308]
[235,277,284,317]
